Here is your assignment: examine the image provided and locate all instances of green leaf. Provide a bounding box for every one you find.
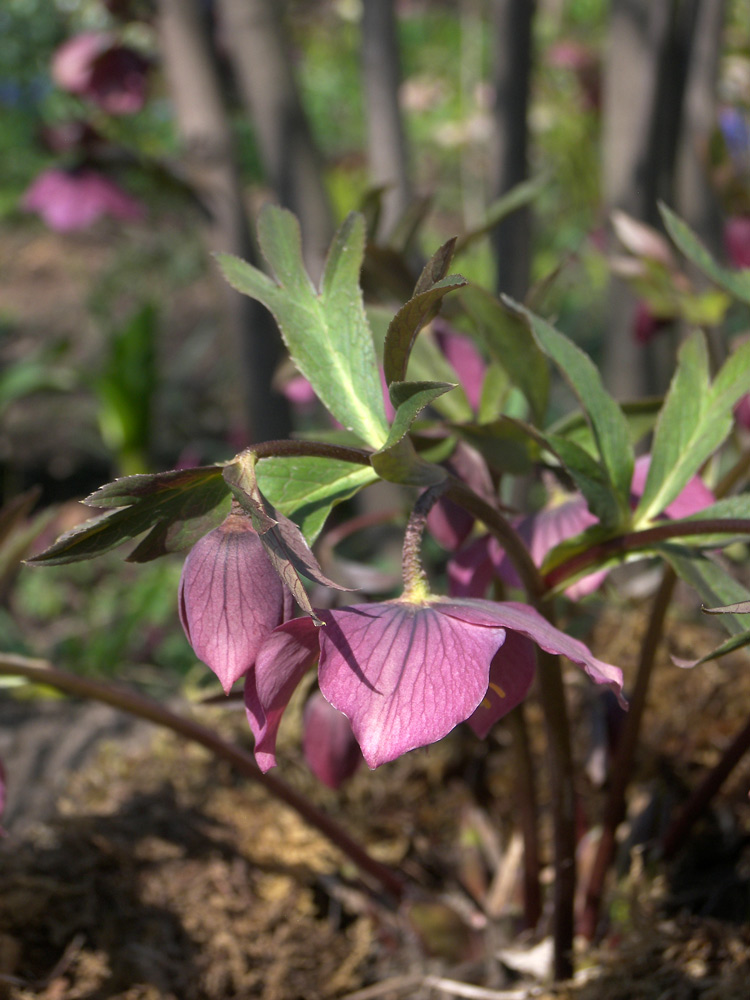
[635,334,750,526]
[550,397,662,455]
[223,454,349,624]
[673,629,750,669]
[386,381,455,447]
[414,237,459,294]
[455,174,547,254]
[661,547,750,636]
[256,455,378,544]
[461,285,548,424]
[660,203,750,305]
[29,468,231,566]
[404,328,474,420]
[218,207,388,448]
[703,602,750,615]
[383,275,468,385]
[504,299,634,523]
[368,381,454,486]
[450,418,533,474]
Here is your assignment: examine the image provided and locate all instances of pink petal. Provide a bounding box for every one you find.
[179,513,288,693]
[631,454,714,519]
[51,32,114,93]
[22,168,145,231]
[245,617,320,772]
[318,602,507,768]
[447,534,502,598]
[467,631,536,738]
[725,216,750,270]
[428,442,494,551]
[441,599,626,705]
[433,318,486,412]
[302,690,363,788]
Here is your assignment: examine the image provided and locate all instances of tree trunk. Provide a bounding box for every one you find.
[216,0,334,278]
[489,0,535,300]
[157,0,290,442]
[362,0,412,240]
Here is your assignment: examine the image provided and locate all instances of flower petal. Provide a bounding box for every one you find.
[245,616,320,772]
[440,599,626,706]
[302,690,363,788]
[467,631,536,738]
[318,602,507,768]
[179,514,288,693]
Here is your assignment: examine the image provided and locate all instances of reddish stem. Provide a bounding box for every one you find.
[0,654,405,899]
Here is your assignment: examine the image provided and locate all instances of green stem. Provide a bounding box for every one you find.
[579,565,676,939]
[0,654,405,899]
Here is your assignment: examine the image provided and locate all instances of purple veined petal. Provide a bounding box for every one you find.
[302,690,363,788]
[318,601,507,768]
[179,513,288,693]
[631,454,715,519]
[467,631,536,739]
[21,168,145,232]
[433,318,487,412]
[440,598,626,706]
[245,617,320,772]
[447,534,503,598]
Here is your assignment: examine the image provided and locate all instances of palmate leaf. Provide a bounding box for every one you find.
[28,467,231,566]
[383,239,467,385]
[218,207,389,448]
[504,300,634,526]
[660,203,750,305]
[635,333,750,526]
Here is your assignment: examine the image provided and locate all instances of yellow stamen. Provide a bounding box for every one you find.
[489,682,506,699]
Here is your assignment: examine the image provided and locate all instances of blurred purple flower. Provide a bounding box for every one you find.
[433,318,486,413]
[179,512,293,693]
[302,690,363,788]
[427,442,494,551]
[725,216,750,271]
[245,596,623,770]
[51,31,149,115]
[22,168,145,231]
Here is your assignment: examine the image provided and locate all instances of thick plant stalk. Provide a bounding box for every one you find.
[579,565,677,939]
[662,711,750,860]
[536,649,576,980]
[0,654,405,899]
[507,705,542,929]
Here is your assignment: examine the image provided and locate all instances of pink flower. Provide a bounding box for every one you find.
[179,512,293,693]
[51,31,149,115]
[302,691,362,788]
[433,318,486,413]
[22,168,145,231]
[244,596,624,770]
[448,456,715,601]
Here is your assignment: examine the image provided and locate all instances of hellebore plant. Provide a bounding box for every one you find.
[23,200,750,980]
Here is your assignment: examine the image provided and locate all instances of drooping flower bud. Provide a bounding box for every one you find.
[302,690,362,789]
[179,512,291,693]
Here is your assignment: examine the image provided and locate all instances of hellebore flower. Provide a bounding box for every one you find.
[22,168,145,231]
[302,690,363,788]
[179,511,293,693]
[51,31,149,115]
[245,595,624,771]
[449,455,715,601]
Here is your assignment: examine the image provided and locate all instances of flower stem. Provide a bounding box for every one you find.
[579,565,676,939]
[507,705,542,929]
[248,440,373,464]
[0,654,405,899]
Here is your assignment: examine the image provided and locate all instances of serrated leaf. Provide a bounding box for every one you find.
[218,207,388,448]
[461,285,548,424]
[256,456,378,544]
[550,397,662,455]
[29,469,231,566]
[661,546,750,636]
[383,275,468,385]
[635,334,750,525]
[504,299,634,522]
[660,202,750,305]
[223,455,349,624]
[386,381,455,447]
[404,328,474,420]
[703,602,750,615]
[414,237,458,294]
